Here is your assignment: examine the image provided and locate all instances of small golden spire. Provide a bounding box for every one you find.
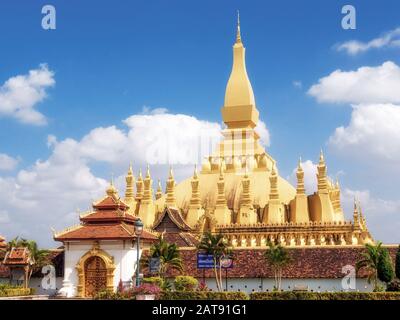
[297,157,303,171]
[146,164,151,178]
[319,149,325,163]
[155,179,163,200]
[218,161,225,180]
[271,162,277,175]
[128,162,133,174]
[106,174,118,197]
[168,166,174,180]
[244,162,249,178]
[138,168,143,180]
[193,164,198,179]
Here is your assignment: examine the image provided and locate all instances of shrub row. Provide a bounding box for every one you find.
[160,291,249,300]
[0,287,34,297]
[250,291,400,300]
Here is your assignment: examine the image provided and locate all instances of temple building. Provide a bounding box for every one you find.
[54,17,377,296]
[53,179,157,297]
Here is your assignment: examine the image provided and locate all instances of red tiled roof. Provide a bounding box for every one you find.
[80,209,136,223]
[3,247,34,266]
[160,246,399,279]
[54,222,157,242]
[161,232,200,248]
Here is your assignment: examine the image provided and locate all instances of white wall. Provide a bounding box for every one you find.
[30,277,63,296]
[203,277,374,293]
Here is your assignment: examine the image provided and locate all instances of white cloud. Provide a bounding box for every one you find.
[0,210,10,223]
[0,64,55,125]
[292,80,302,89]
[0,153,19,171]
[308,61,400,105]
[255,120,270,147]
[329,104,400,162]
[337,27,400,55]
[341,188,400,243]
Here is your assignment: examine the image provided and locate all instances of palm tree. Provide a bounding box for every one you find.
[356,241,388,291]
[147,237,183,279]
[264,241,292,291]
[197,232,231,291]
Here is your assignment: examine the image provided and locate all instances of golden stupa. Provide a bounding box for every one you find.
[120,15,373,247]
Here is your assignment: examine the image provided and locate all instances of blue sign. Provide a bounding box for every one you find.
[197,253,234,269]
[197,253,215,269]
[149,257,161,273]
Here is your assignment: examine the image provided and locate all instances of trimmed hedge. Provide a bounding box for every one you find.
[250,291,400,300]
[0,288,34,297]
[161,291,249,300]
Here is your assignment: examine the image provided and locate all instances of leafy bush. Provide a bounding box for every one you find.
[197,280,209,292]
[377,248,395,283]
[94,289,127,300]
[250,291,400,300]
[142,277,164,287]
[160,291,249,300]
[386,279,400,292]
[174,276,198,291]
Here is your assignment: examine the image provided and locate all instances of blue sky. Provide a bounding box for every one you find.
[1,0,400,246]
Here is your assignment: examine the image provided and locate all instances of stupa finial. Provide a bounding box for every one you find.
[236,10,241,43]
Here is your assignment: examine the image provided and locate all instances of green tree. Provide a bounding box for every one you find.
[395,245,400,279]
[147,237,183,280]
[356,242,386,291]
[264,241,292,291]
[377,247,394,283]
[197,232,231,292]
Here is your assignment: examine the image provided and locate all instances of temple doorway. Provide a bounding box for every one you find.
[84,256,107,297]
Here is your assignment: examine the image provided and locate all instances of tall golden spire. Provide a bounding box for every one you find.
[189,165,201,208]
[221,12,259,129]
[353,198,360,228]
[125,162,135,201]
[269,163,279,200]
[142,165,153,202]
[165,166,176,207]
[317,149,328,192]
[135,168,144,201]
[124,163,137,214]
[241,168,252,207]
[296,158,305,195]
[216,164,227,207]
